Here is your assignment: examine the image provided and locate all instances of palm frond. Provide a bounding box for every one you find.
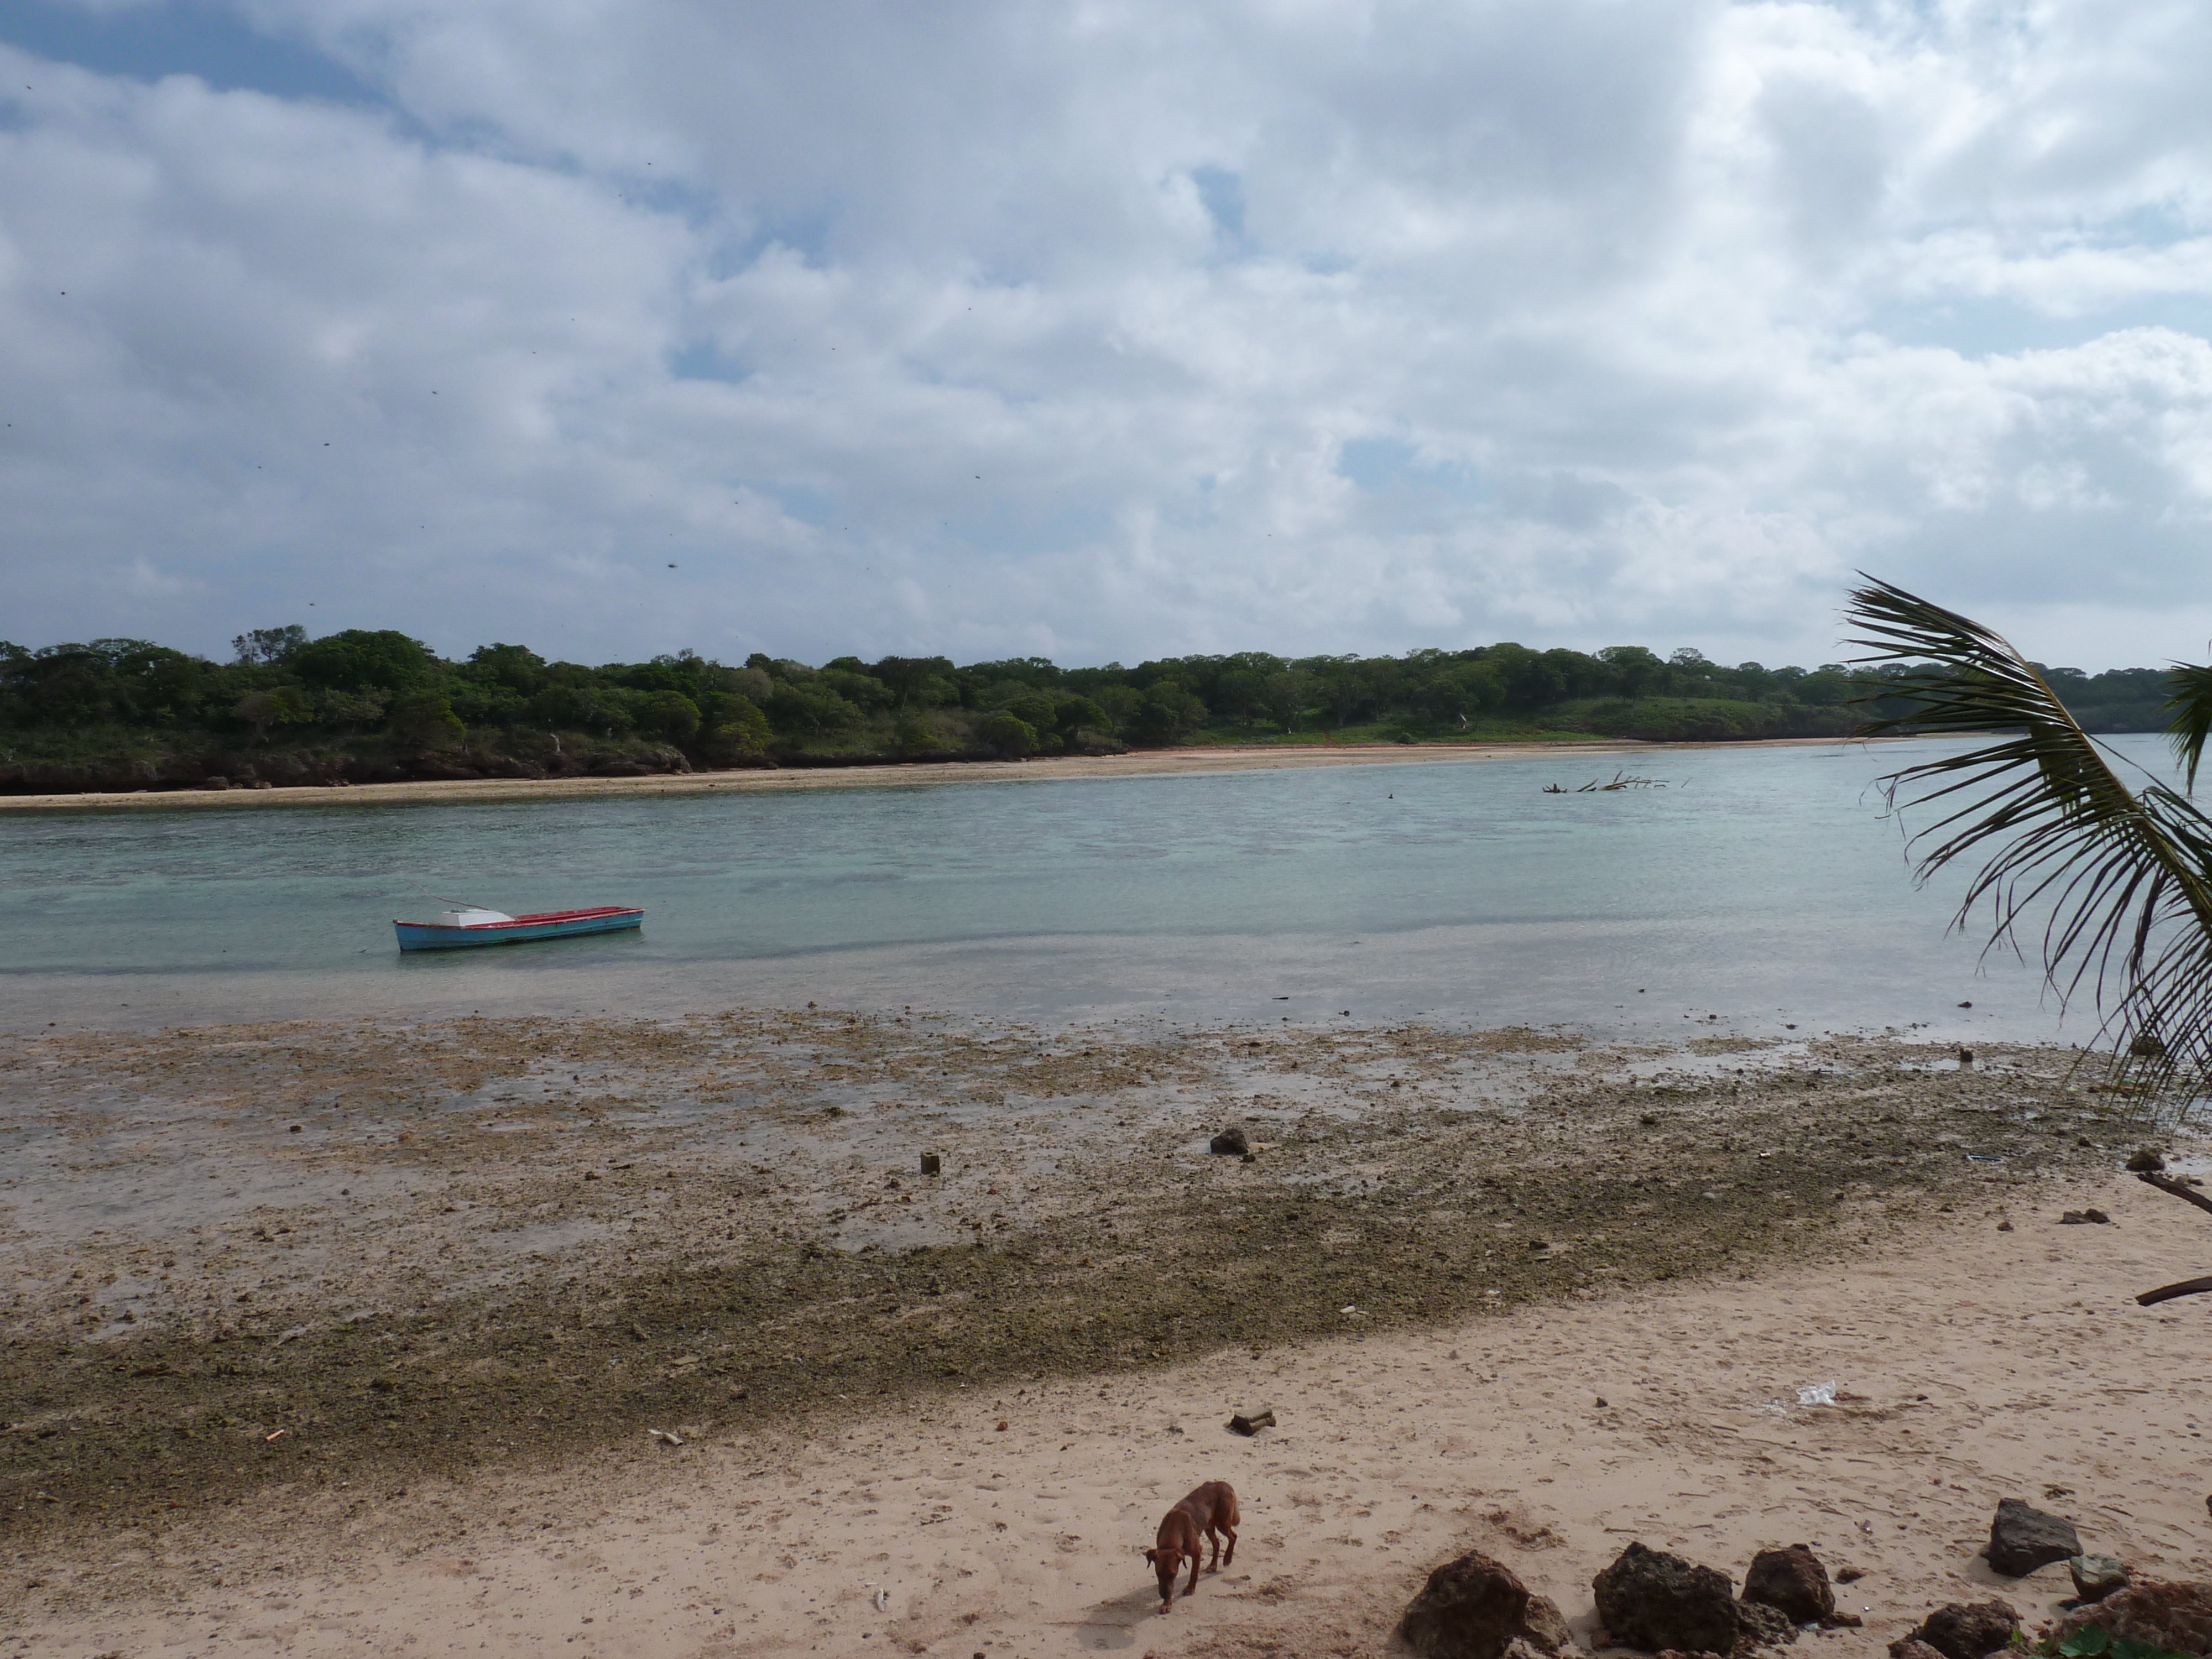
[2166,662,2212,792]
[1846,576,2212,1109]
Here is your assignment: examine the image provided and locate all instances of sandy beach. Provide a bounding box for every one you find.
[10,1169,2199,1659]
[4,1006,2193,1656]
[0,737,1900,813]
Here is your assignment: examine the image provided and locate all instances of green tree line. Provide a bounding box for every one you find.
[0,625,2183,792]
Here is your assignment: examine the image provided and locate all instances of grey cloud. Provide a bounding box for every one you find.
[2,1,2211,672]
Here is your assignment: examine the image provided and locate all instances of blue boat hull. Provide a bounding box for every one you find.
[394,909,644,952]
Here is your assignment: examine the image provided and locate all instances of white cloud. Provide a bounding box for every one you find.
[2,0,2211,670]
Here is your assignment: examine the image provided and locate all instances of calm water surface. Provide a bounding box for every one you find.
[2,737,2176,1039]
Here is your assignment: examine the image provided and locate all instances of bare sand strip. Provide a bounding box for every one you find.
[0,735,1894,814]
[9,1167,2206,1659]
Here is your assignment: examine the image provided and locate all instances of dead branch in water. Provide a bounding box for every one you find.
[1541,772,1668,794]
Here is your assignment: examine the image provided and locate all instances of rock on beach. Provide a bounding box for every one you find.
[1397,1549,1530,1659]
[1743,1544,1835,1625]
[2052,1580,2212,1656]
[1893,1600,2020,1659]
[1592,1542,1745,1657]
[1987,1497,2081,1576]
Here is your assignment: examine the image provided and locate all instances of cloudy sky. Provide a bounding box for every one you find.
[3,0,2210,671]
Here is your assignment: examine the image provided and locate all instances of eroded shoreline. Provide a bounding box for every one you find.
[1,1006,2124,1568]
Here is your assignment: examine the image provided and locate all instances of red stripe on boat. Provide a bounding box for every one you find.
[463,906,642,928]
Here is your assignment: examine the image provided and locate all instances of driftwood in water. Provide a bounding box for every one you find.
[1543,772,1669,794]
[2132,1171,2212,1305]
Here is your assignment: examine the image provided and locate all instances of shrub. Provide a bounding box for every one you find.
[982,711,1037,757]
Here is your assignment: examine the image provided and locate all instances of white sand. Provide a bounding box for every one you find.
[17,1167,2209,1658]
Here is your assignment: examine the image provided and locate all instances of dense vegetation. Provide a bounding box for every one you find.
[0,623,2182,793]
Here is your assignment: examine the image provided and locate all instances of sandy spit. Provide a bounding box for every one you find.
[8,1167,2208,1659]
[0,735,1902,813]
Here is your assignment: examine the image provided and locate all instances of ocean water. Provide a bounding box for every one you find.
[1,735,2180,1040]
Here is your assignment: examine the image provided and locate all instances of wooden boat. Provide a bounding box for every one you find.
[393,903,644,952]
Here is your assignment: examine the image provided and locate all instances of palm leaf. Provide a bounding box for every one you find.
[2166,662,2212,792]
[1845,576,2212,1108]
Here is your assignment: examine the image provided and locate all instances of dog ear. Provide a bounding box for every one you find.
[1143,1547,1157,1563]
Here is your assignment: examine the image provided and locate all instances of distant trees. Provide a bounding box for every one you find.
[291,629,434,695]
[232,625,306,666]
[0,618,2184,782]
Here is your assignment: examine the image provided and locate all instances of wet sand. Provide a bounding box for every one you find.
[0,736,1896,813]
[2,1006,2178,1656]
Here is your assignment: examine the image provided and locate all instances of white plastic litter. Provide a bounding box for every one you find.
[1756,1380,1841,1415]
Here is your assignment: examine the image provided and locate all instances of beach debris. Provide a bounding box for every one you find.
[647,1427,684,1447]
[2069,1554,2131,1604]
[1592,1542,1749,1656]
[1958,1047,1974,1067]
[1228,1407,1275,1436]
[1987,1498,2080,1577]
[2051,1579,2212,1654]
[1896,1600,2019,1659]
[873,1588,891,1613]
[1834,1566,1865,1585]
[1998,1219,2014,1230]
[1762,1379,1838,1414]
[2132,1170,2212,1305]
[1395,1547,1529,1659]
[920,1152,941,1176]
[1209,1126,1250,1156]
[2126,1146,2167,1172]
[2059,1209,2112,1225]
[1743,1545,1835,1625]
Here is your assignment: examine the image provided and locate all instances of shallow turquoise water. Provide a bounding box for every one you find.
[1,736,2175,1037]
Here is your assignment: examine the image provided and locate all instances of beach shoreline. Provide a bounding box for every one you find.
[0,733,1912,813]
[4,1066,2196,1658]
[4,1004,2163,1655]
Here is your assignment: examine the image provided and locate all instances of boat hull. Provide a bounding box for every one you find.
[394,906,644,952]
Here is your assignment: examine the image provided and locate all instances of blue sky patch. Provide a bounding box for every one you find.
[0,0,381,105]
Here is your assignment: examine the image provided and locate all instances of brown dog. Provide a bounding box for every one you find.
[1143,1480,1239,1612]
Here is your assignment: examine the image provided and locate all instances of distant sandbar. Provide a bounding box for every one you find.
[0,734,1905,813]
